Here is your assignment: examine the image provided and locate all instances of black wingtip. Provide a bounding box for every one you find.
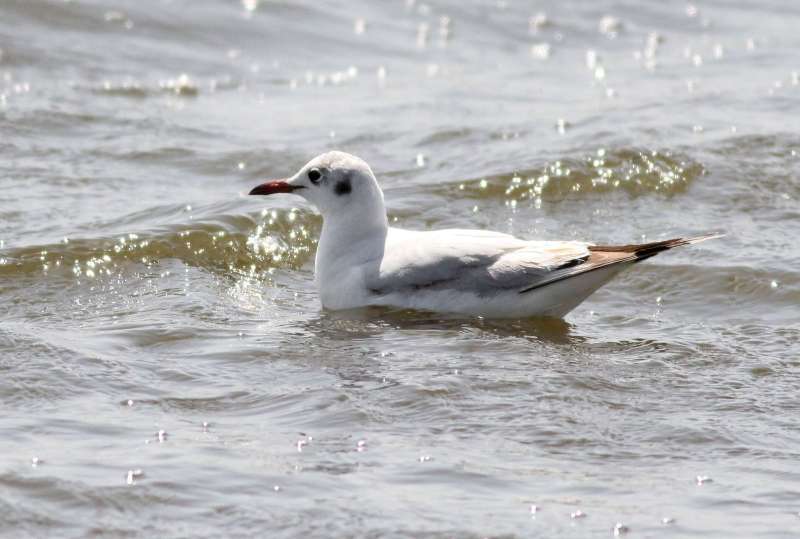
[588,232,724,259]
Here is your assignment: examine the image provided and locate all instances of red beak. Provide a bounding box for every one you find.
[248,180,303,196]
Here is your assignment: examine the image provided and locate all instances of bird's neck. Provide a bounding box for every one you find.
[316,208,388,277]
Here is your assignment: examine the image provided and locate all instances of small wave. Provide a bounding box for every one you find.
[432,147,704,205]
[707,133,800,159]
[0,209,320,283]
[415,128,475,147]
[86,75,204,98]
[80,73,258,100]
[619,262,799,322]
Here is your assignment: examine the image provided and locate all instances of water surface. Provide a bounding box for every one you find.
[1,0,799,537]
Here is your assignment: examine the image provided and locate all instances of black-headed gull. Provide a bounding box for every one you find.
[249,151,719,318]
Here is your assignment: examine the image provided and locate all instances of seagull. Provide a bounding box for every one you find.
[249,151,720,318]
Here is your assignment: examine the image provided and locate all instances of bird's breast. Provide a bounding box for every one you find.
[316,264,372,309]
[315,249,379,310]
[314,221,387,309]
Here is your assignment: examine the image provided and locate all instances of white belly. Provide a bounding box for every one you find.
[367,263,631,318]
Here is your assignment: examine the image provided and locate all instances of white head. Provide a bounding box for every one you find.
[249,151,386,225]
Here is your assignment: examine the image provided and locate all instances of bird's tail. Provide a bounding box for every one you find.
[587,232,725,261]
[519,232,723,295]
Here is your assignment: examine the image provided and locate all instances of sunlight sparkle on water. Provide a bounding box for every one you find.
[531,43,551,60]
[354,18,366,35]
[613,522,630,536]
[529,13,549,33]
[598,16,621,38]
[126,469,144,485]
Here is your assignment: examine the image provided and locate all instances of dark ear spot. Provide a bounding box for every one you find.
[334,178,352,196]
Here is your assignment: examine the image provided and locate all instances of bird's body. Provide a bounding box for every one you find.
[250,151,720,319]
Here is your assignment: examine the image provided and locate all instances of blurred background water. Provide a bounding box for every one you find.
[1,0,799,537]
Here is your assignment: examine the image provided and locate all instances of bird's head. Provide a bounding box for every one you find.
[249,151,385,221]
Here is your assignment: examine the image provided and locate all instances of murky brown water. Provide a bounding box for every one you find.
[1,0,799,537]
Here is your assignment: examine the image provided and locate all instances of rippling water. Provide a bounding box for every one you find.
[1,0,799,537]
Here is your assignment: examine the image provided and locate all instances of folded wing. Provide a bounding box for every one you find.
[368,228,591,296]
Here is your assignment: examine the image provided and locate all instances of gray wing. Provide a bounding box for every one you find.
[368,228,591,296]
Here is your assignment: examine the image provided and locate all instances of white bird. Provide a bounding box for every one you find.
[249,151,720,318]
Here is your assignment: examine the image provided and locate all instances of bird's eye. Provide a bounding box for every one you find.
[308,168,322,184]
